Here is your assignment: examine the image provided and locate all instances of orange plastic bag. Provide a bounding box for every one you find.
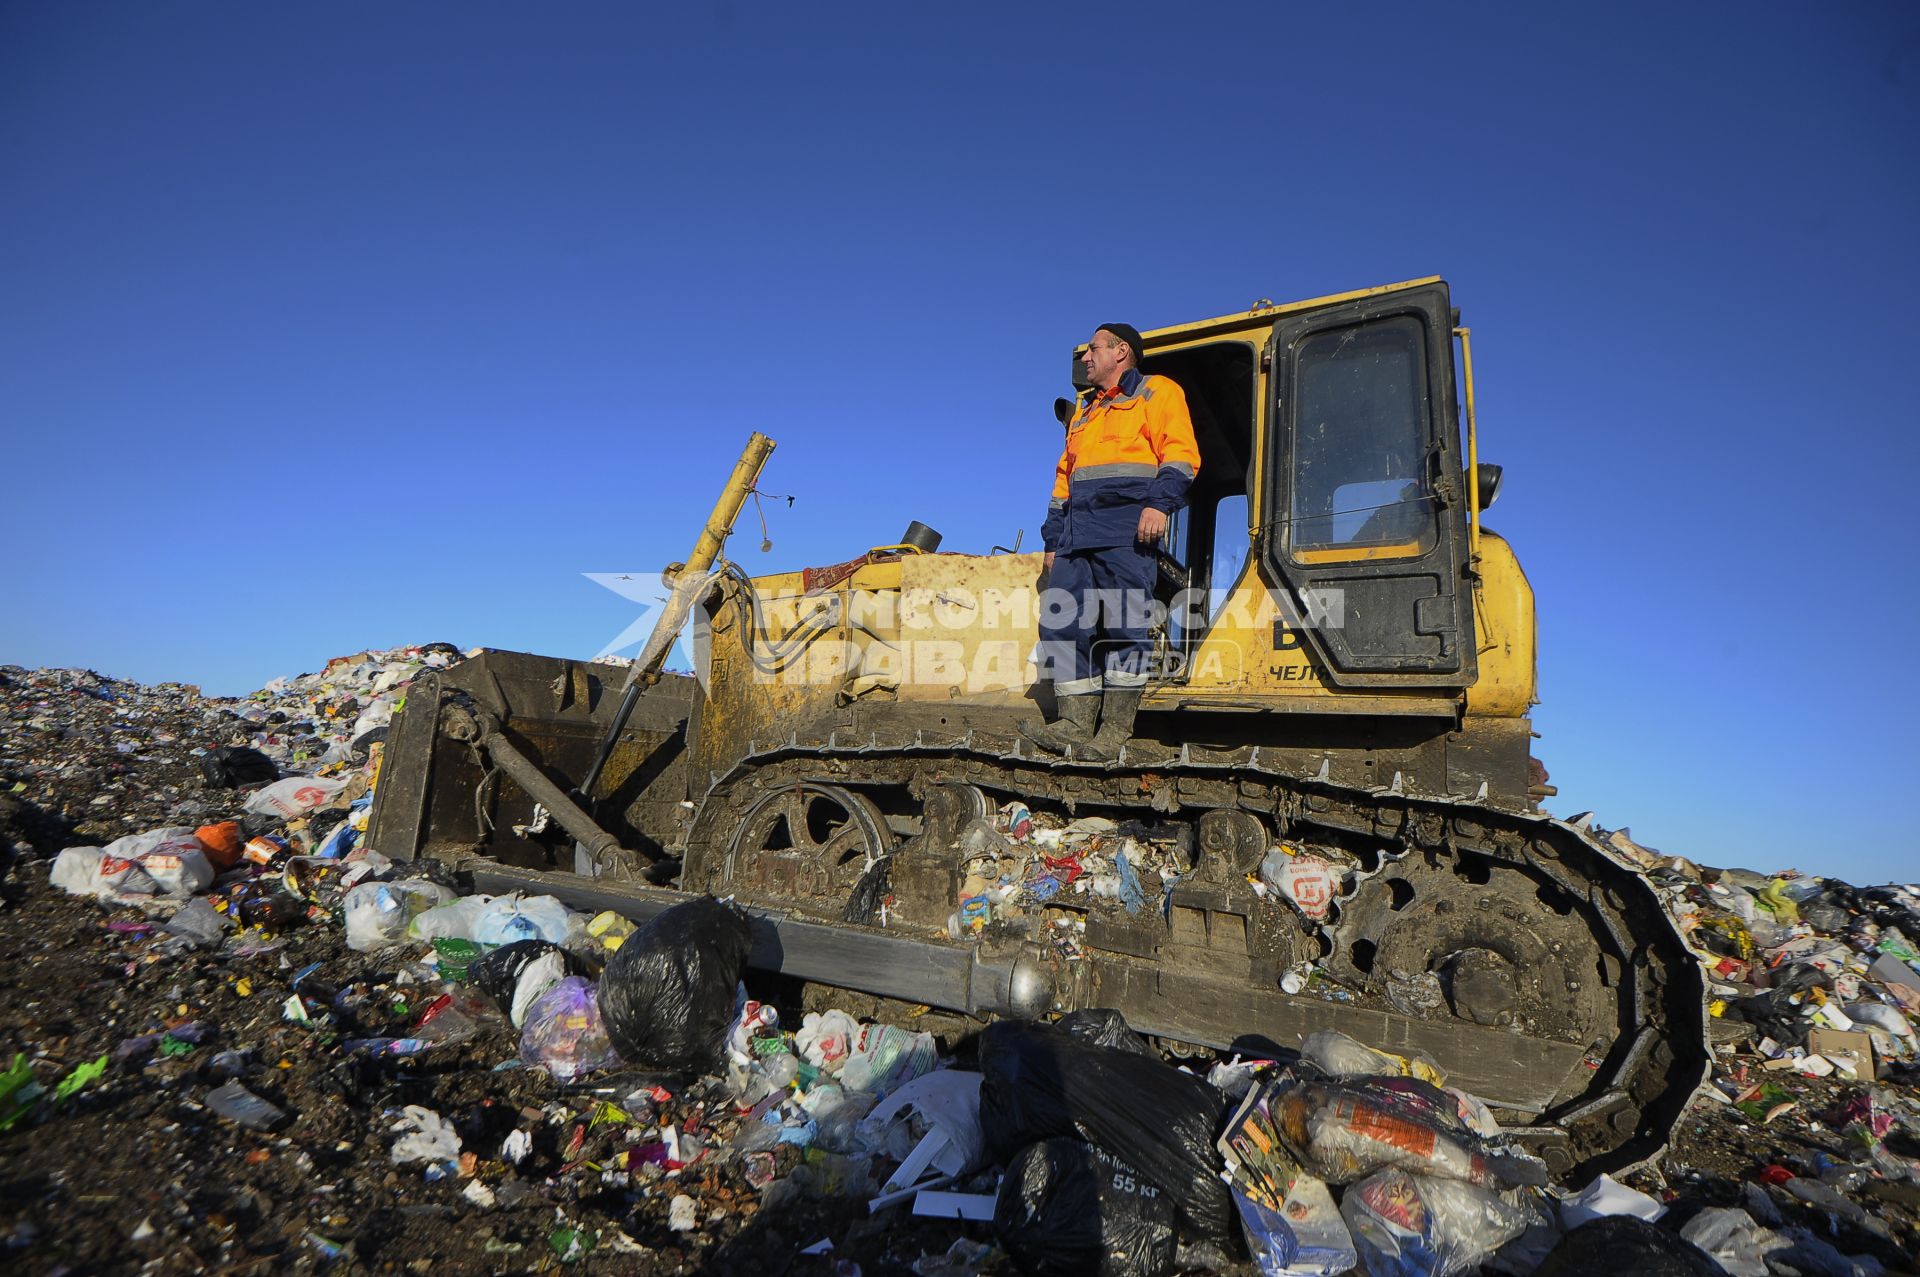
[195,821,246,871]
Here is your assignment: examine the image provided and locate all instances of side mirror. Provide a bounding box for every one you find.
[1474,463,1504,512]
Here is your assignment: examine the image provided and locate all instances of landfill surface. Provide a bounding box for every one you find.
[2,650,1917,1277]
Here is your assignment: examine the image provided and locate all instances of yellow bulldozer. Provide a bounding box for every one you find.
[366,277,1706,1179]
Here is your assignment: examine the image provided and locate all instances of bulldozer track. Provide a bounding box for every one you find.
[674,716,1709,1181]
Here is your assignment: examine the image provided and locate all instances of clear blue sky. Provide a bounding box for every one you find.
[4,3,1916,884]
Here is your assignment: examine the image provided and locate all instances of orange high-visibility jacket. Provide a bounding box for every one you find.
[1041,368,1200,553]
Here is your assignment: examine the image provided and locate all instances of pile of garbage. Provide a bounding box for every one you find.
[2,655,1919,1275]
[934,803,1351,946]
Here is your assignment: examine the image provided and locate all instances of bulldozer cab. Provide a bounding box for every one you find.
[1110,279,1476,690]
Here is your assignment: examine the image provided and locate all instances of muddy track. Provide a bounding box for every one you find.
[674,719,1709,1182]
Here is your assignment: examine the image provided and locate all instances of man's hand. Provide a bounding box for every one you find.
[1043,551,1055,573]
[1136,507,1169,544]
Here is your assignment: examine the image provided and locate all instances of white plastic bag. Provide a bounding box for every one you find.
[472,893,573,946]
[407,894,496,942]
[796,1009,860,1072]
[345,879,456,951]
[1556,1171,1665,1229]
[350,694,395,742]
[91,828,213,898]
[1261,849,1343,922]
[840,1023,937,1094]
[859,1068,986,1175]
[131,845,215,898]
[389,1105,461,1165]
[91,854,161,897]
[1677,1206,1786,1277]
[50,846,105,896]
[244,775,352,820]
[509,949,568,1029]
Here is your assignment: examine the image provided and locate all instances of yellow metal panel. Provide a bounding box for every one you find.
[1074,278,1446,353]
[1462,530,1536,717]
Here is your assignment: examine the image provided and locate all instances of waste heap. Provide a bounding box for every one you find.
[2,652,1917,1276]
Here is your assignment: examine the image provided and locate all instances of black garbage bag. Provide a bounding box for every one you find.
[994,1138,1177,1277]
[200,746,279,789]
[596,896,752,1075]
[1057,1008,1156,1056]
[979,1019,1231,1242]
[1800,899,1851,933]
[1721,988,1812,1047]
[843,855,892,924]
[469,940,593,1015]
[1534,1216,1728,1277]
[1861,886,1920,938]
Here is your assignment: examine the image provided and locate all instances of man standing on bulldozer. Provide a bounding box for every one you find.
[1024,322,1200,761]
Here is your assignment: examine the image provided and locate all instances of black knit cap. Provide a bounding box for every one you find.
[1097,322,1146,366]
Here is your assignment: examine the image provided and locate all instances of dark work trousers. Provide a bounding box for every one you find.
[1037,543,1157,697]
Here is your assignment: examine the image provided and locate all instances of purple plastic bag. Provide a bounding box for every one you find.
[518,976,622,1081]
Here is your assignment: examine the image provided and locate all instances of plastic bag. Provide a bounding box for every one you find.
[858,1069,987,1175]
[1675,1206,1785,1277]
[408,893,495,943]
[206,1080,288,1131]
[1234,1176,1358,1277]
[126,844,215,898]
[1261,849,1342,922]
[199,746,279,789]
[469,939,589,1027]
[1058,1007,1157,1056]
[472,893,573,946]
[163,897,233,949]
[798,1080,879,1153]
[1557,1172,1666,1229]
[389,1104,461,1164]
[90,828,213,899]
[343,879,456,951]
[1845,1001,1914,1041]
[595,896,751,1075]
[979,1018,1232,1241]
[1533,1216,1729,1277]
[1299,1030,1446,1088]
[797,1009,860,1072]
[243,775,351,819]
[519,976,622,1081]
[993,1138,1176,1277]
[1341,1169,1532,1277]
[1273,1076,1546,1188]
[194,821,246,871]
[841,1023,937,1094]
[50,847,104,896]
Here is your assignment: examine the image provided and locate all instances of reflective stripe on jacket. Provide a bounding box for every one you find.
[1041,369,1200,553]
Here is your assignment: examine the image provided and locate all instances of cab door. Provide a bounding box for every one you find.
[1259,282,1475,688]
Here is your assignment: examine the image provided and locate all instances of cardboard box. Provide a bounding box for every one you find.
[1807,1027,1876,1080]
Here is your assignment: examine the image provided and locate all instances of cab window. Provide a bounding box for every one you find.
[1288,316,1435,558]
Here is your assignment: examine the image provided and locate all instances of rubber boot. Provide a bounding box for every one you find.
[1021,692,1100,755]
[1078,687,1143,763]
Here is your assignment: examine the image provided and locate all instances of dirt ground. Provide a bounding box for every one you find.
[2,662,1917,1276]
